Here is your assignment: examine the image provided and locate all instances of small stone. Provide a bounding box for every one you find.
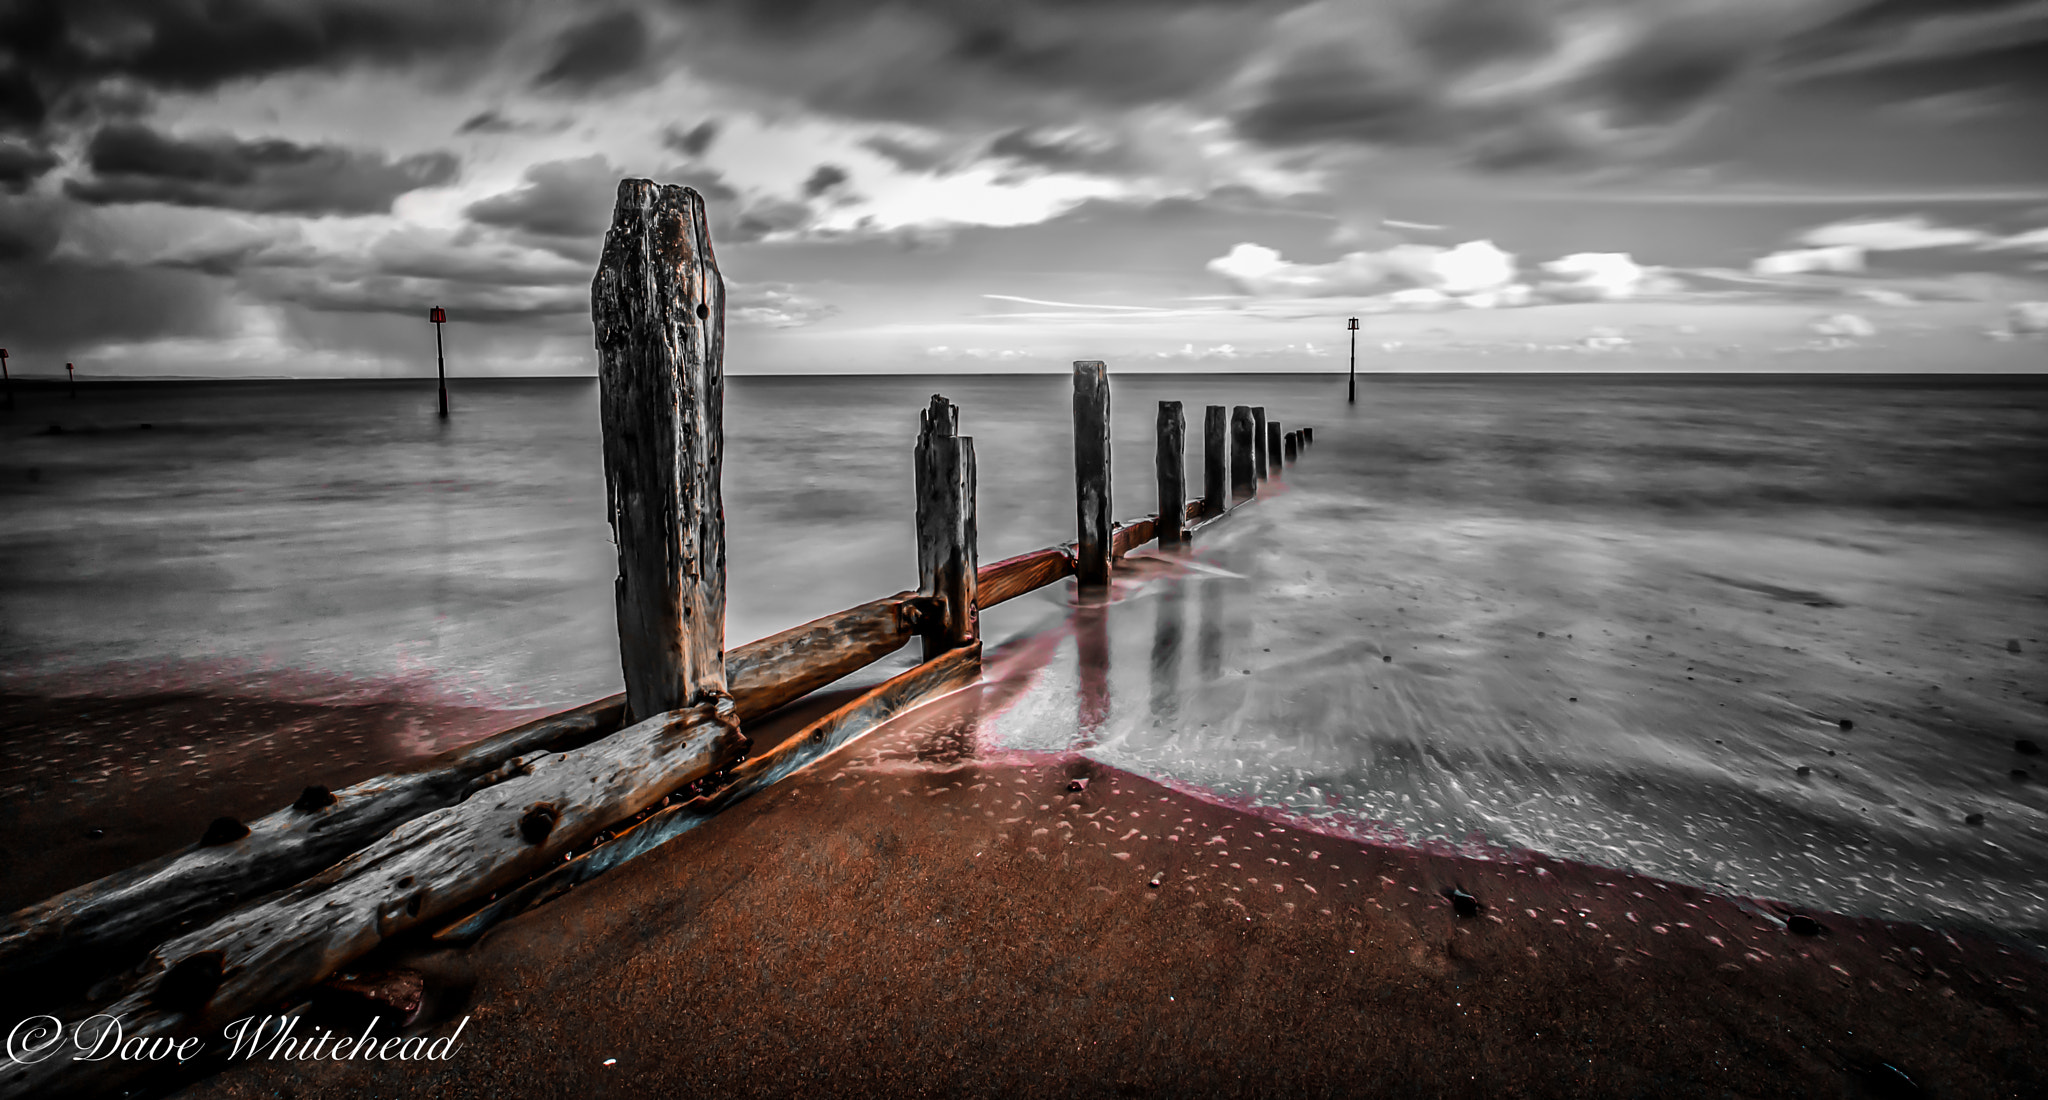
[292,784,337,812]
[1148,874,1163,889]
[199,817,249,846]
[1838,719,1854,731]
[1787,915,1824,936]
[1382,655,1392,663]
[1796,765,1812,777]
[1536,631,1545,638]
[1965,812,1986,827]
[1446,888,1480,918]
[1068,777,1089,792]
[2008,639,2023,654]
[2017,739,2042,756]
[1568,696,1577,703]
[85,826,104,840]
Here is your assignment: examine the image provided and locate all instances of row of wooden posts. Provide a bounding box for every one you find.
[0,179,1314,1100]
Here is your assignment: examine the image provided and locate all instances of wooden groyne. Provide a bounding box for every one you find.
[0,178,1315,1100]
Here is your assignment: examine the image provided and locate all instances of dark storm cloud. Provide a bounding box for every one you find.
[660,121,720,158]
[464,154,820,256]
[0,0,518,138]
[533,8,654,91]
[984,129,1132,174]
[859,134,950,174]
[457,109,569,136]
[63,123,460,215]
[800,164,848,198]
[0,140,57,192]
[0,257,233,351]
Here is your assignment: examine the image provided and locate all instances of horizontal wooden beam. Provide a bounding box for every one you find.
[4,703,745,1100]
[435,641,982,944]
[1112,516,1159,559]
[976,546,1074,608]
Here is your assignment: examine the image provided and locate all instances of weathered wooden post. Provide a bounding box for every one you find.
[1203,405,1227,517]
[1073,360,1112,587]
[1252,406,1268,480]
[1267,420,1283,472]
[1230,405,1256,502]
[1304,426,1313,446]
[1284,430,1298,463]
[1155,400,1186,547]
[915,395,978,661]
[592,179,729,726]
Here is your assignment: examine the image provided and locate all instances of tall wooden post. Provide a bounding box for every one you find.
[1284,430,1298,463]
[1203,405,1227,517]
[591,179,729,726]
[1252,406,1268,480]
[1155,400,1186,547]
[1073,360,1112,587]
[1304,427,1313,446]
[1230,405,1256,502]
[916,395,978,661]
[1266,420,1283,472]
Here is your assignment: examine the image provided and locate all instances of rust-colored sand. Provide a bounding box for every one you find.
[180,698,2048,1100]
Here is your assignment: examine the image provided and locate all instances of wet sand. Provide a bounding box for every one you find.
[179,694,2047,1099]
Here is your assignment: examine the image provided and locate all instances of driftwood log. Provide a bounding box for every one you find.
[1204,404,1227,517]
[1,703,743,1100]
[0,598,937,987]
[1156,400,1185,547]
[435,642,982,944]
[1072,360,1112,587]
[593,179,728,725]
[914,395,978,660]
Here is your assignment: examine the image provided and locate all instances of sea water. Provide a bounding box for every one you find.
[2,373,2044,944]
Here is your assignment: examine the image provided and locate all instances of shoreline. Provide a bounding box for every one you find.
[168,692,2048,1099]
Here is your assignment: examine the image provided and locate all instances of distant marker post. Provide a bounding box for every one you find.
[1347,316,1359,405]
[429,306,449,418]
[66,361,75,400]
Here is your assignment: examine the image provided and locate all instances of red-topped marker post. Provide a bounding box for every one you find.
[1347,316,1359,404]
[429,306,449,418]
[66,362,75,400]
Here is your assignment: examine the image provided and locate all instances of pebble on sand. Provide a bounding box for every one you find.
[2017,739,2042,756]
[1965,813,1986,827]
[1069,778,1089,792]
[1796,765,1812,777]
[2009,639,2024,653]
[1838,719,1854,731]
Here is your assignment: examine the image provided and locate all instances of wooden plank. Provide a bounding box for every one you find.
[593,179,728,726]
[2,703,745,1100]
[1252,407,1269,480]
[434,642,983,945]
[1267,420,1283,471]
[1231,405,1256,502]
[1203,405,1227,517]
[725,592,930,719]
[1072,360,1112,587]
[1112,517,1158,559]
[914,395,978,660]
[976,547,1073,608]
[1155,400,1186,547]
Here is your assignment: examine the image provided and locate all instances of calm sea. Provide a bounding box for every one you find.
[3,373,2045,944]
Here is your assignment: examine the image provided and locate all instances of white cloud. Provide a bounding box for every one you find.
[1206,239,1517,302]
[1810,312,1876,338]
[2010,301,2048,336]
[1987,227,2048,251]
[1751,245,1866,276]
[1538,252,1675,300]
[1796,215,1993,251]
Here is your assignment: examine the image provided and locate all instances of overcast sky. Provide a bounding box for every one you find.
[2,0,2046,377]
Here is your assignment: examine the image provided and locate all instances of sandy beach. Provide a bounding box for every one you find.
[172,694,2048,1099]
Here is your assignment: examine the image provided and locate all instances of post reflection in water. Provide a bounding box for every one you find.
[1197,575,1225,682]
[1149,579,1184,723]
[1075,593,1111,745]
